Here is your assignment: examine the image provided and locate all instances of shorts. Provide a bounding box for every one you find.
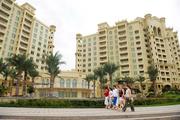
[104,97,109,105]
[119,97,124,102]
[113,97,117,106]
[109,98,112,105]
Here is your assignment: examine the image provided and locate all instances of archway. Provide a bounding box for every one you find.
[162,85,171,92]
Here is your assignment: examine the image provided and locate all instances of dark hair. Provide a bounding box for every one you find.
[113,85,116,88]
[127,84,131,90]
[109,88,112,91]
[105,86,109,89]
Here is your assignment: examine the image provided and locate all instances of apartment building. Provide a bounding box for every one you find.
[76,14,180,90]
[0,0,15,57]
[0,0,56,73]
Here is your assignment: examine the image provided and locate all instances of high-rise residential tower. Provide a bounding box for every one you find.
[0,0,56,73]
[76,14,180,90]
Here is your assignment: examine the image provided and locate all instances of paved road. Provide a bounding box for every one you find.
[0,105,180,119]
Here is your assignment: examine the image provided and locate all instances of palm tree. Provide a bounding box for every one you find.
[103,63,119,87]
[7,54,25,96]
[46,52,65,96]
[9,68,18,96]
[93,66,106,97]
[84,74,94,89]
[22,58,36,96]
[92,74,97,98]
[147,64,158,96]
[135,75,145,96]
[7,54,36,96]
[1,63,11,88]
[29,68,39,88]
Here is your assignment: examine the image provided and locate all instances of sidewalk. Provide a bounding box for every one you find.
[0,105,180,119]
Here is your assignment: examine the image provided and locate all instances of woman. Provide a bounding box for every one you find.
[118,84,125,109]
[112,85,119,110]
[104,86,109,109]
[122,84,135,112]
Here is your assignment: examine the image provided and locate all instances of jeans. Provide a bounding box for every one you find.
[122,97,135,112]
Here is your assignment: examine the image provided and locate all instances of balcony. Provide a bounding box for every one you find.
[0,9,9,18]
[1,3,11,11]
[99,41,106,45]
[99,46,106,50]
[119,36,126,41]
[99,36,106,40]
[99,51,106,56]
[0,24,6,31]
[4,0,13,5]
[0,17,8,26]
[24,18,32,26]
[118,30,126,35]
[20,41,28,49]
[19,47,27,54]
[23,24,31,31]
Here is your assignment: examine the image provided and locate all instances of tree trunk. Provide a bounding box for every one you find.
[9,79,14,96]
[50,76,54,97]
[23,72,27,96]
[32,77,35,88]
[15,79,19,96]
[110,75,112,87]
[50,76,54,89]
[4,76,8,88]
[139,82,143,97]
[100,81,103,98]
[88,81,90,89]
[93,80,96,98]
[153,80,157,97]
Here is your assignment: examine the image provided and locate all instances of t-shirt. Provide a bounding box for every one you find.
[125,88,131,98]
[109,91,113,98]
[104,89,109,97]
[112,88,119,97]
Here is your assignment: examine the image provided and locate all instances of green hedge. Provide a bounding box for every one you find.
[0,98,180,108]
[0,99,104,108]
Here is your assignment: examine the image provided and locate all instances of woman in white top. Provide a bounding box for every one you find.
[122,84,135,112]
[112,85,119,110]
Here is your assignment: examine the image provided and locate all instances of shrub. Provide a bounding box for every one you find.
[0,98,179,108]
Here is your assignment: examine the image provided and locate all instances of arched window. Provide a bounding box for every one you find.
[72,79,77,88]
[158,28,162,36]
[60,79,64,88]
[66,79,71,88]
[153,27,157,36]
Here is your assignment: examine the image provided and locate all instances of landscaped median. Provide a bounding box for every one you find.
[0,97,180,108]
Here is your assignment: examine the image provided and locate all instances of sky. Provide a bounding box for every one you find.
[16,0,180,70]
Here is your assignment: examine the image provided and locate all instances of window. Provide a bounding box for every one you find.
[72,80,77,88]
[66,79,71,88]
[60,79,64,88]
[93,42,96,45]
[134,30,139,34]
[88,63,91,67]
[88,48,91,51]
[33,33,37,38]
[88,43,91,46]
[71,92,77,97]
[58,91,64,98]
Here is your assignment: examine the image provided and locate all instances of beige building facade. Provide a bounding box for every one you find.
[35,70,93,98]
[0,0,55,74]
[76,14,180,91]
[0,1,94,98]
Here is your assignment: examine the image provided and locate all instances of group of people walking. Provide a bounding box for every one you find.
[104,83,135,112]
